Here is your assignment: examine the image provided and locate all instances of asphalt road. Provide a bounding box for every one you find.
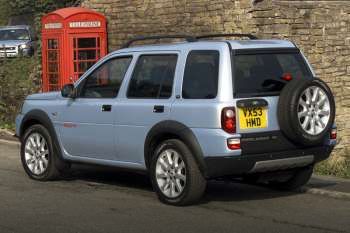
[0,143,349,233]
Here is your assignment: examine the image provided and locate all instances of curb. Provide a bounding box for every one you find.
[0,139,20,146]
[303,187,350,201]
[0,129,15,135]
[312,175,350,184]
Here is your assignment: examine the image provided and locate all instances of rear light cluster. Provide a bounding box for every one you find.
[330,128,337,140]
[221,107,236,134]
[227,138,240,150]
[282,72,293,81]
[222,107,240,150]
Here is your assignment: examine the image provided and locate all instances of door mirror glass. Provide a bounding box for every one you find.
[61,84,75,98]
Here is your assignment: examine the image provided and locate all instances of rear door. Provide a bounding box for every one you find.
[232,49,313,152]
[115,52,179,164]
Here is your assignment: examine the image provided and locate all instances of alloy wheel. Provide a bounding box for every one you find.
[155,149,186,198]
[297,86,331,135]
[24,133,49,175]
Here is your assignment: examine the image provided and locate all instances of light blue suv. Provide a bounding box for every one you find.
[16,34,336,205]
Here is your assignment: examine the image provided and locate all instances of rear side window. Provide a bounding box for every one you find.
[233,51,312,97]
[182,50,219,99]
[127,54,177,99]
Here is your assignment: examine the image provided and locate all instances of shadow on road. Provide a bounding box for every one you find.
[64,164,153,191]
[61,164,304,204]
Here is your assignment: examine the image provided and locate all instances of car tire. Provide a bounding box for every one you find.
[278,78,335,146]
[268,166,313,191]
[21,124,69,181]
[150,139,207,206]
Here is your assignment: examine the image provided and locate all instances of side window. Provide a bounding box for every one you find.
[79,56,132,98]
[182,50,219,99]
[127,54,177,99]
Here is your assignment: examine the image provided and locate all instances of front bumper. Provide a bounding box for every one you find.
[15,114,24,138]
[204,145,334,178]
[0,52,18,57]
[0,48,31,58]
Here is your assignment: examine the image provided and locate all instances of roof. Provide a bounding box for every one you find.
[116,39,296,53]
[46,7,104,19]
[0,25,31,30]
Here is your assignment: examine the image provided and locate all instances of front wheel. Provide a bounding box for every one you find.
[21,124,68,181]
[150,139,206,206]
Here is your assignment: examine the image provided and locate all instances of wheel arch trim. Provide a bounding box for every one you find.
[144,120,207,177]
[20,109,64,161]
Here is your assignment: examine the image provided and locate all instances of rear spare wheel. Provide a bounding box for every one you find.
[278,78,335,146]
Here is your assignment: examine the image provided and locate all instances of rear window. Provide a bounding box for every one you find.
[127,54,177,99]
[182,50,219,99]
[233,50,312,97]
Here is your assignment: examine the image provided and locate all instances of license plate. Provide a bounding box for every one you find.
[239,107,268,129]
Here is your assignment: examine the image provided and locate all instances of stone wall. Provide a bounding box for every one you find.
[250,0,350,161]
[82,0,350,160]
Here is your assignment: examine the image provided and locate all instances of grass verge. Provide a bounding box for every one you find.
[315,155,350,179]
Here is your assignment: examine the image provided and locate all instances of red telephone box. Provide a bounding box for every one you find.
[42,7,107,92]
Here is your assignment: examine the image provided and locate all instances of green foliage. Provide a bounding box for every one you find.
[8,0,81,16]
[315,154,350,179]
[0,0,80,128]
[0,56,41,125]
[0,0,10,25]
[0,0,81,28]
[0,122,15,131]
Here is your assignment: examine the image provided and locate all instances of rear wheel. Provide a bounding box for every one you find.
[268,166,313,191]
[21,124,69,181]
[150,139,206,206]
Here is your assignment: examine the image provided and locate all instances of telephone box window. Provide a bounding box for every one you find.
[46,39,60,91]
[73,37,101,80]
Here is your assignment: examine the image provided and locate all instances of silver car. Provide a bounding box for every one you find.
[15,34,336,206]
[0,25,35,58]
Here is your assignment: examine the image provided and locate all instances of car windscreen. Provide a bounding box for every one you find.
[0,29,30,40]
[233,49,313,97]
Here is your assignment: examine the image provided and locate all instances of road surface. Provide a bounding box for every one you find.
[0,143,349,233]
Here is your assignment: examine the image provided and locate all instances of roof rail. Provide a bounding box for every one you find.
[122,35,197,48]
[196,33,258,40]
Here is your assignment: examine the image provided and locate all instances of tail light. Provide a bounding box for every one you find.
[221,107,236,134]
[282,73,293,81]
[227,138,240,150]
[330,128,337,140]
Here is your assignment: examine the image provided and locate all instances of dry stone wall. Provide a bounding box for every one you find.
[82,0,349,160]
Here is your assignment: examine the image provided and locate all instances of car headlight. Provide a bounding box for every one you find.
[19,44,29,49]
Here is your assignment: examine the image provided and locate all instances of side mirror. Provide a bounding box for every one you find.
[61,84,76,98]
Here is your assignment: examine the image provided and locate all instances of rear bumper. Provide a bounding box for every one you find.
[204,145,333,178]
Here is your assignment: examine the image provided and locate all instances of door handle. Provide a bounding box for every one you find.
[102,104,112,112]
[153,105,164,113]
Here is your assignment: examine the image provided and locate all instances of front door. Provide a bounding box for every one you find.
[57,56,133,160]
[69,34,105,82]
